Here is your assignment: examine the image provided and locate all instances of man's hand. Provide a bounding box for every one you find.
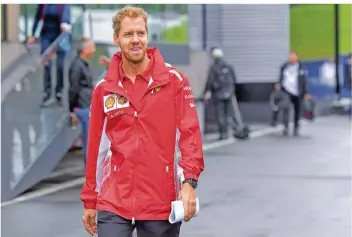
[83,209,97,236]
[60,23,72,32]
[70,112,79,127]
[178,183,197,222]
[27,36,36,44]
[99,56,111,69]
[304,94,311,100]
[204,91,211,103]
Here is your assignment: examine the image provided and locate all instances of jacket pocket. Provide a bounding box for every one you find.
[164,164,177,203]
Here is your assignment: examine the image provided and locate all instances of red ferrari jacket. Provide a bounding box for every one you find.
[80,47,204,222]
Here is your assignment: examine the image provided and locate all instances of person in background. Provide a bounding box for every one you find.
[343,53,352,89]
[343,53,352,118]
[319,57,336,88]
[68,37,96,167]
[204,47,238,140]
[278,51,310,136]
[80,6,204,237]
[27,4,71,107]
[269,83,290,127]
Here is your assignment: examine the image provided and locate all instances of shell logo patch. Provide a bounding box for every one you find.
[104,94,130,113]
[155,86,161,92]
[105,96,115,109]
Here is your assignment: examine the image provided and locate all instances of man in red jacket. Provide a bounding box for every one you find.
[80,6,205,237]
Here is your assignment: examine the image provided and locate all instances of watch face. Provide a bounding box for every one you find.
[192,182,197,188]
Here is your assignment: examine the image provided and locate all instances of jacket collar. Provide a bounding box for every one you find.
[105,47,170,90]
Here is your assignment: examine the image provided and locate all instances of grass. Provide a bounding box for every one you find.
[290,4,352,60]
[161,23,189,44]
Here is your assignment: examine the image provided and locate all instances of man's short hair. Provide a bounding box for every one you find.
[77,37,90,54]
[112,6,148,36]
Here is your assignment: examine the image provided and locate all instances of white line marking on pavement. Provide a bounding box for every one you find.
[0,115,336,207]
[46,166,84,180]
[1,177,86,207]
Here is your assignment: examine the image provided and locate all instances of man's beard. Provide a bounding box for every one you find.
[122,48,147,64]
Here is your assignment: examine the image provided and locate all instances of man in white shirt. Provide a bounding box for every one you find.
[278,51,310,136]
[320,58,336,87]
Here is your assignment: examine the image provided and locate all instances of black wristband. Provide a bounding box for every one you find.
[182,179,197,189]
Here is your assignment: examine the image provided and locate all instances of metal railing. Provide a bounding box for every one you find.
[1,7,90,194]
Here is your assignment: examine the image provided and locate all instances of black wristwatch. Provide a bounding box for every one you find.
[182,179,197,189]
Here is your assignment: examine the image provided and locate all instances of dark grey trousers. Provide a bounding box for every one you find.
[214,99,237,138]
[97,211,182,237]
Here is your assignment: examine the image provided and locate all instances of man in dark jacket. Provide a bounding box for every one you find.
[204,48,237,140]
[69,37,96,166]
[28,4,71,106]
[278,51,310,136]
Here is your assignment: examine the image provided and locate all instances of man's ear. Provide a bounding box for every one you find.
[113,33,119,46]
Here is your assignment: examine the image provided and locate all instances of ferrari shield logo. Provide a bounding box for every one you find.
[155,86,161,92]
[105,96,115,109]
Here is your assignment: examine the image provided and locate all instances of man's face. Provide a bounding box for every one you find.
[288,52,298,64]
[114,16,148,64]
[82,40,96,59]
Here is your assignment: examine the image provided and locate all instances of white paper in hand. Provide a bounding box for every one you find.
[168,198,200,224]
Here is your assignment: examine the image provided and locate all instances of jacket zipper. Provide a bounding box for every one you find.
[131,110,138,225]
[134,111,139,149]
[131,167,137,225]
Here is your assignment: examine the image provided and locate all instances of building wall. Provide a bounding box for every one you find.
[220,4,290,84]
[188,4,204,51]
[2,4,20,42]
[189,4,291,101]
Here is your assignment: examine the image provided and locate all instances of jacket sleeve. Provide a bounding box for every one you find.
[68,61,81,112]
[80,81,106,209]
[230,65,237,85]
[174,70,205,182]
[230,65,237,95]
[204,66,215,94]
[31,4,42,36]
[61,4,71,24]
[300,64,308,96]
[278,63,285,84]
